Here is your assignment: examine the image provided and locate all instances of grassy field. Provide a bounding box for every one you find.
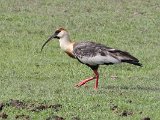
[0,0,160,119]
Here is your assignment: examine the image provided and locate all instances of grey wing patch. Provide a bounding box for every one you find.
[73,41,120,65]
[73,42,91,58]
[73,42,94,58]
[73,41,111,58]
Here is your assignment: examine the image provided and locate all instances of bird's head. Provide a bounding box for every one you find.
[41,28,68,51]
[53,27,68,39]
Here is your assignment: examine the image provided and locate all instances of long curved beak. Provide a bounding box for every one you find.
[41,34,55,52]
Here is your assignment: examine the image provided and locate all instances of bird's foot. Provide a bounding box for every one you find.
[75,84,81,87]
[94,87,98,91]
[75,82,85,87]
[75,77,96,88]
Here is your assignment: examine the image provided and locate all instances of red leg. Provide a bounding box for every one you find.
[75,69,99,90]
[93,70,99,90]
[76,76,96,87]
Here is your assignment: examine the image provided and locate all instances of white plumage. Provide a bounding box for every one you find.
[77,54,120,65]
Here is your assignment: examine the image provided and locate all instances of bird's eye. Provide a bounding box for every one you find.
[55,30,61,34]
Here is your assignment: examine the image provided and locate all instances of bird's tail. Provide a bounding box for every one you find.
[121,60,142,67]
[116,50,142,67]
[109,49,142,67]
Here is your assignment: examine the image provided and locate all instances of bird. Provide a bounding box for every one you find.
[41,28,142,90]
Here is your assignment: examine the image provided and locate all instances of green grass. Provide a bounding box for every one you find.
[0,0,160,119]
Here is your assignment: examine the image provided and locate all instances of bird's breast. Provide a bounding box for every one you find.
[64,42,75,58]
[65,50,75,58]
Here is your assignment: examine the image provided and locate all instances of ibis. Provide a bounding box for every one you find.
[41,28,142,90]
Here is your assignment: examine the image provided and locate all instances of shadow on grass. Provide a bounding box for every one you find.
[104,85,160,92]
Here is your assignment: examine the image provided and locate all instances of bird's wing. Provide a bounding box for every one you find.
[73,41,118,65]
[73,41,139,66]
